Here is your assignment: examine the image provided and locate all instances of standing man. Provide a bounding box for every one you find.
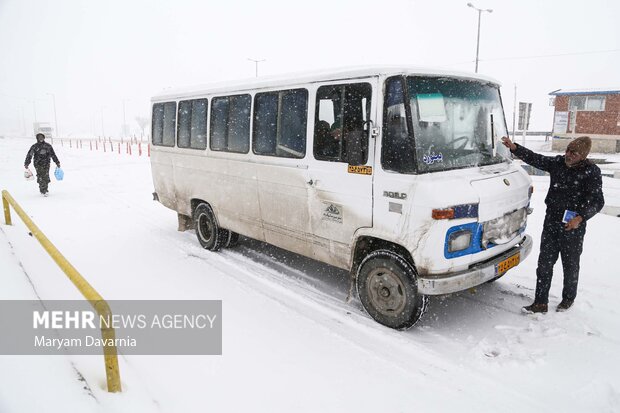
[24,133,61,196]
[501,136,604,313]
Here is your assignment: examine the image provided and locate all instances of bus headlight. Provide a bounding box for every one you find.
[448,229,473,253]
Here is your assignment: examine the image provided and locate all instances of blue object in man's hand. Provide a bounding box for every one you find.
[54,167,64,181]
[562,209,577,223]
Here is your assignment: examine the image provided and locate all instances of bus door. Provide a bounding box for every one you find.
[254,88,313,254]
[306,79,378,268]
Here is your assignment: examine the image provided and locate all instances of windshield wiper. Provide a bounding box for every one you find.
[490,113,496,152]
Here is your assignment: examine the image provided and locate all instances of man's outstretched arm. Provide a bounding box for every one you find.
[501,136,554,172]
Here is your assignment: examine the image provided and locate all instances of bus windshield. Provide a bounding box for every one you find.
[381,76,510,174]
[408,76,510,173]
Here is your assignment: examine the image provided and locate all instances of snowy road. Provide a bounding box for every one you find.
[1,136,619,412]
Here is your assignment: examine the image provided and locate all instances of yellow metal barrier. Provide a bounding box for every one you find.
[1,190,122,393]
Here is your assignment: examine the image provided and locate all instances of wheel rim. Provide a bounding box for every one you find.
[197,212,214,244]
[366,267,407,316]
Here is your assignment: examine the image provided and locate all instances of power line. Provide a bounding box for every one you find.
[0,92,37,101]
[446,48,620,67]
[480,48,620,62]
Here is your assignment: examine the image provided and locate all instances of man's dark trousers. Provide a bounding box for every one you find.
[34,162,51,193]
[535,211,585,304]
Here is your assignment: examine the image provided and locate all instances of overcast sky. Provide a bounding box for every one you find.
[0,0,618,137]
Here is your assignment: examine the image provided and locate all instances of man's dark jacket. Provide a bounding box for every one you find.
[512,143,604,221]
[24,141,59,168]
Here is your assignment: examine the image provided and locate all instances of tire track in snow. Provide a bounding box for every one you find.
[173,237,547,410]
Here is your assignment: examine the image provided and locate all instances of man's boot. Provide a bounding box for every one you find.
[522,302,548,314]
[556,300,574,312]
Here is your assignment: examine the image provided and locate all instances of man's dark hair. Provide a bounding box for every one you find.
[35,133,45,140]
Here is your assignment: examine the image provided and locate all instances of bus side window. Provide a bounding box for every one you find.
[343,84,371,163]
[210,97,229,151]
[313,119,334,158]
[314,83,370,163]
[382,77,415,173]
[162,102,176,147]
[228,95,251,153]
[278,89,307,157]
[210,95,251,153]
[253,93,278,155]
[190,99,208,149]
[178,99,208,150]
[152,103,165,146]
[253,89,307,158]
[314,97,339,160]
[177,100,192,148]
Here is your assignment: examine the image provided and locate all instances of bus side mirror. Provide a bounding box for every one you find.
[346,130,365,166]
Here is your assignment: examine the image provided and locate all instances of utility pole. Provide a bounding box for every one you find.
[522,104,529,146]
[467,3,493,73]
[247,58,266,77]
[518,102,532,146]
[47,93,58,142]
[512,84,517,140]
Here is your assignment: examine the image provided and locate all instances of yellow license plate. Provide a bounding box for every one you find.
[496,253,520,275]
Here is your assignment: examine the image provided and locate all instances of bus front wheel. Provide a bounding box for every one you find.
[356,250,428,330]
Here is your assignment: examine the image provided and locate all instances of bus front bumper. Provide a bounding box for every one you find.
[417,235,533,295]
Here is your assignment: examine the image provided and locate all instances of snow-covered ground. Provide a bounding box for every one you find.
[1,136,619,412]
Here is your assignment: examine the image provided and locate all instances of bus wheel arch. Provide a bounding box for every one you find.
[351,236,415,276]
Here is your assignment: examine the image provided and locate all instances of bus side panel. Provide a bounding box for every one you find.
[192,155,265,241]
[171,152,199,217]
[151,148,177,211]
[256,162,313,256]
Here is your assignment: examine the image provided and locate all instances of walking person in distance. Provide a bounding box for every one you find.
[24,133,61,196]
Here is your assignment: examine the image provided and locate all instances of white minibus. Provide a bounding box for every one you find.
[150,67,533,329]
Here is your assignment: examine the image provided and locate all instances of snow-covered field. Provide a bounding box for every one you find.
[1,136,619,412]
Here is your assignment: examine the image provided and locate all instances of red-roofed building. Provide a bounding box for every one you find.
[549,88,620,153]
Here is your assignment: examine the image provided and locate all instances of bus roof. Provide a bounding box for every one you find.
[151,65,501,101]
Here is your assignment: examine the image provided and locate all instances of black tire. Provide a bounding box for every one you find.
[193,203,225,251]
[356,250,428,330]
[223,231,240,248]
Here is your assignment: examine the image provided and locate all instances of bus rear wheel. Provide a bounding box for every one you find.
[193,203,225,251]
[224,231,240,248]
[356,250,428,330]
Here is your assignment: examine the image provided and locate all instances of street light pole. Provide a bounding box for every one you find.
[247,58,266,77]
[47,93,58,142]
[467,3,493,73]
[512,84,517,140]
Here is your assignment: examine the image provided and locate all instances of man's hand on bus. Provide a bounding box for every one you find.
[501,136,517,151]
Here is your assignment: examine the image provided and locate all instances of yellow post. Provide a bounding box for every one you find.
[2,191,10,225]
[94,300,122,393]
[0,190,121,392]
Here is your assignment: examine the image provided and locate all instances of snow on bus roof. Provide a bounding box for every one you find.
[151,65,501,101]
